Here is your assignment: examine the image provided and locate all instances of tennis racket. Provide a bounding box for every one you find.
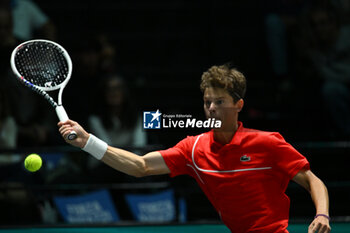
[10,39,77,140]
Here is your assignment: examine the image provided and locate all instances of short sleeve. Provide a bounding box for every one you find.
[26,0,48,29]
[269,133,310,179]
[12,0,48,40]
[158,136,194,177]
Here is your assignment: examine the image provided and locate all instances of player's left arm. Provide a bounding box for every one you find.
[292,170,331,233]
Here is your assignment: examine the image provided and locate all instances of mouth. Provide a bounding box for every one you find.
[208,115,220,121]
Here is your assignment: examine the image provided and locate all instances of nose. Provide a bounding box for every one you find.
[208,102,216,113]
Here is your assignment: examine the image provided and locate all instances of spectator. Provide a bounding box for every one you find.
[0,88,42,226]
[10,0,56,41]
[262,0,308,89]
[64,34,118,124]
[84,74,147,182]
[88,74,147,148]
[0,87,18,161]
[303,5,350,138]
[0,7,18,152]
[0,4,57,147]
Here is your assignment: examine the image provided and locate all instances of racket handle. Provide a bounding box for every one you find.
[67,131,77,140]
[56,105,77,140]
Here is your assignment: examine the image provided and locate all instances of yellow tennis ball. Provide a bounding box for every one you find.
[24,153,42,172]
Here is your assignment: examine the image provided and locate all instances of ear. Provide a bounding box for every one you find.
[236,99,244,112]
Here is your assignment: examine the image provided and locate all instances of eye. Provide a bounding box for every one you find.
[204,100,211,108]
[216,100,223,105]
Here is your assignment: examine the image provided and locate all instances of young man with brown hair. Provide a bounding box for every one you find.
[58,64,331,233]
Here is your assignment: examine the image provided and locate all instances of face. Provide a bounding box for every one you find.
[203,87,243,131]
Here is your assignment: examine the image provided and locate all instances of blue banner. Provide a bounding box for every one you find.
[54,189,119,223]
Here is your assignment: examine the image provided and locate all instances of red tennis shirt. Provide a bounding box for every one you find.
[159,122,310,233]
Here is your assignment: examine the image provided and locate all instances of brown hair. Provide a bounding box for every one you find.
[200,64,246,102]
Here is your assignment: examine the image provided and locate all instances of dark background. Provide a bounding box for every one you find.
[34,0,331,145]
[1,0,349,226]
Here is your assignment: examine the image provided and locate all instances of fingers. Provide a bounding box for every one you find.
[308,219,331,233]
[57,119,87,148]
[58,124,75,139]
[57,121,68,127]
[57,119,77,127]
[308,222,317,233]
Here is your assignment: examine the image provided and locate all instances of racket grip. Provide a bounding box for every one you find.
[56,105,77,140]
[56,105,69,122]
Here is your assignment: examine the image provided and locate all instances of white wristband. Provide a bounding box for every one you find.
[82,134,108,160]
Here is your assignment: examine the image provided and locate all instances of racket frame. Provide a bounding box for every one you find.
[10,39,77,140]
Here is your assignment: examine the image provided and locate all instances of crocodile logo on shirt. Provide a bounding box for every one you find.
[240,155,251,162]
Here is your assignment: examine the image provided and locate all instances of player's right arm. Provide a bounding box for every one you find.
[58,120,170,177]
[102,148,170,177]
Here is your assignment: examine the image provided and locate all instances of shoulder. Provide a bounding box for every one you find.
[176,133,203,146]
[88,115,104,127]
[14,0,36,9]
[240,127,285,146]
[88,115,101,123]
[173,132,209,150]
[241,126,282,139]
[14,0,47,17]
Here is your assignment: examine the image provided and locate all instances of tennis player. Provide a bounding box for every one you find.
[58,64,331,233]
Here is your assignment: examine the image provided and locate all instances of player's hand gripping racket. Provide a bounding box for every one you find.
[10,39,77,140]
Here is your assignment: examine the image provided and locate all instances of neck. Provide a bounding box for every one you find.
[213,122,239,145]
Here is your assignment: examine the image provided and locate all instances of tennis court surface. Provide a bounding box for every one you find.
[1,223,350,233]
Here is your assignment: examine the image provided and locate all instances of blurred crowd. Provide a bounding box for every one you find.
[0,0,148,224]
[1,0,350,151]
[1,0,350,225]
[263,0,350,139]
[0,0,148,149]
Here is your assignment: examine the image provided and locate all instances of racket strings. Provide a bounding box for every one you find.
[14,41,69,88]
